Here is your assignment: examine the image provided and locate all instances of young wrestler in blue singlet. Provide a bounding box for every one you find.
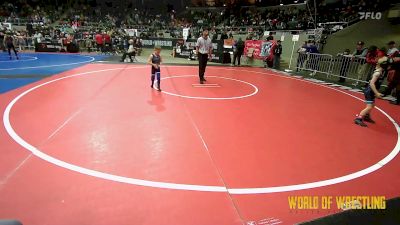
[354,56,389,127]
[147,46,162,91]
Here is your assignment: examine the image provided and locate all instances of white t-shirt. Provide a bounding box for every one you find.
[127,44,135,53]
[196,36,212,54]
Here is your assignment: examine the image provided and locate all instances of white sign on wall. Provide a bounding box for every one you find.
[125,29,138,37]
[183,28,189,40]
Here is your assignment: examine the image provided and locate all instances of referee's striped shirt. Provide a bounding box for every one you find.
[196,36,212,54]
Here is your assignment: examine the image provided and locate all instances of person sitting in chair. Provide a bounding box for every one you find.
[120,39,136,62]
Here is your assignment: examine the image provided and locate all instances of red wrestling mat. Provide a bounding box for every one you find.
[1,64,399,225]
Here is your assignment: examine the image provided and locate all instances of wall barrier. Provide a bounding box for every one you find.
[294,53,377,85]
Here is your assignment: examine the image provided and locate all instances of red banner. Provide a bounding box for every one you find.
[244,40,276,60]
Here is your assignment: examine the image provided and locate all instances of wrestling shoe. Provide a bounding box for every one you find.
[354,118,367,127]
[363,115,375,123]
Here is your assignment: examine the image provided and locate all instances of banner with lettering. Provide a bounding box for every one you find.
[244,40,276,60]
[173,39,224,63]
[141,38,175,48]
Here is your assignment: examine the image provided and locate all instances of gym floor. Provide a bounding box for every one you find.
[0,53,399,225]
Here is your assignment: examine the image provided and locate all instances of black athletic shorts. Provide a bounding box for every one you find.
[151,67,160,75]
[364,87,375,104]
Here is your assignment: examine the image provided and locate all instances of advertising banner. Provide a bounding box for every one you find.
[244,40,276,60]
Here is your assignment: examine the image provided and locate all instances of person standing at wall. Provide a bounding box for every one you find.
[95,31,103,52]
[352,41,368,85]
[296,41,308,72]
[273,40,282,69]
[232,37,245,66]
[384,41,400,105]
[304,40,319,75]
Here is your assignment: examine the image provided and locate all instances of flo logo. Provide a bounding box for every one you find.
[359,12,382,20]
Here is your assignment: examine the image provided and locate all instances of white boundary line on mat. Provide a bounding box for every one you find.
[161,75,258,100]
[0,56,38,63]
[0,55,95,70]
[3,66,399,194]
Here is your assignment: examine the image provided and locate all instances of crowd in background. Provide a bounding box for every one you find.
[1,0,399,104]
[190,0,390,30]
[1,0,392,42]
[0,0,394,55]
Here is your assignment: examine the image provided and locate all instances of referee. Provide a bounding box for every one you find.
[196,28,213,84]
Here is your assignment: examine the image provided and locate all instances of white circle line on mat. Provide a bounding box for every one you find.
[3,66,399,194]
[0,56,38,63]
[161,75,258,100]
[0,55,95,70]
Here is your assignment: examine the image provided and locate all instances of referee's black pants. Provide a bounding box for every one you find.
[7,44,18,57]
[198,53,208,80]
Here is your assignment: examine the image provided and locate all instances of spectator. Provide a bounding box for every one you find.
[95,32,103,51]
[211,31,218,41]
[232,37,244,66]
[26,21,33,36]
[120,39,136,62]
[306,40,319,53]
[352,41,368,85]
[384,41,400,100]
[387,41,399,58]
[228,31,233,39]
[220,30,228,40]
[296,41,308,72]
[359,45,383,82]
[85,36,93,53]
[123,38,129,51]
[352,41,368,58]
[387,58,400,105]
[352,45,378,85]
[306,41,320,75]
[273,40,282,69]
[103,32,111,45]
[16,32,25,51]
[135,38,142,56]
